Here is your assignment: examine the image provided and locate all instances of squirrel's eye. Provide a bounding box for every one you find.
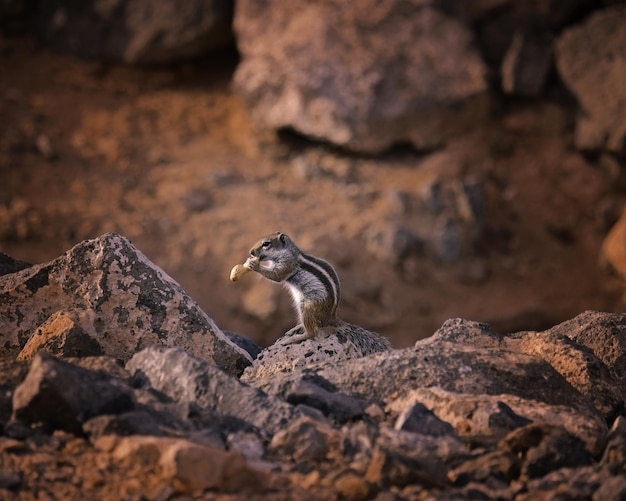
[261,240,271,249]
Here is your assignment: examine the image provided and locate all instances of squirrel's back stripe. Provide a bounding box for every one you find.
[298,253,340,310]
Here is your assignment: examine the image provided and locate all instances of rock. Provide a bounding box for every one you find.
[17,310,103,361]
[448,449,520,486]
[223,330,262,360]
[433,317,624,421]
[506,329,622,421]
[555,5,626,154]
[547,310,626,401]
[387,386,606,454]
[226,431,265,462]
[112,436,264,494]
[519,464,613,501]
[365,225,424,265]
[293,341,608,454]
[317,342,596,415]
[593,475,626,501]
[602,208,626,282]
[332,470,372,501]
[268,417,333,463]
[248,371,367,422]
[233,0,487,153]
[0,470,21,490]
[35,0,234,64]
[0,233,252,376]
[82,410,170,440]
[12,353,136,435]
[500,424,593,480]
[601,415,626,466]
[364,427,460,489]
[241,322,390,382]
[394,402,457,438]
[126,346,300,436]
[501,29,553,96]
[0,252,30,277]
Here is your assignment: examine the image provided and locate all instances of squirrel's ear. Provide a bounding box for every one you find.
[277,232,286,242]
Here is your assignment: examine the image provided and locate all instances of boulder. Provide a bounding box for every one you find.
[126,346,301,436]
[432,317,624,421]
[254,341,607,454]
[546,310,626,401]
[241,322,390,383]
[35,0,234,64]
[233,0,487,153]
[12,353,136,435]
[112,436,265,495]
[555,5,626,154]
[0,233,252,376]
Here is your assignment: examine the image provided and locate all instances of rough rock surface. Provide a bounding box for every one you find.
[233,0,488,153]
[12,353,136,435]
[431,316,625,421]
[126,346,301,436]
[555,4,626,154]
[0,233,252,376]
[35,0,234,63]
[2,237,626,498]
[16,310,103,361]
[241,321,391,383]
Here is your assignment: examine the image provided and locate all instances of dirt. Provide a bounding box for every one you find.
[0,36,623,349]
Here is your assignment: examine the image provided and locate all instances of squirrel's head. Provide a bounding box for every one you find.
[245,232,301,282]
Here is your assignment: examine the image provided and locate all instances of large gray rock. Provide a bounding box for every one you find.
[12,353,136,435]
[126,346,301,437]
[432,318,624,421]
[35,0,234,64]
[0,233,252,376]
[241,322,391,383]
[233,0,487,153]
[253,340,608,455]
[555,5,626,154]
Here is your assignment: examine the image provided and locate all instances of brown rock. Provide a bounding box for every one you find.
[448,450,520,486]
[333,470,371,501]
[601,415,626,466]
[547,310,626,401]
[35,0,234,64]
[501,30,553,97]
[602,208,626,281]
[555,5,626,153]
[233,0,487,153]
[17,310,103,361]
[113,436,264,494]
[268,417,334,463]
[433,317,624,421]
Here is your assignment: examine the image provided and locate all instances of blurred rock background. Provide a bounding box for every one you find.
[1,0,626,346]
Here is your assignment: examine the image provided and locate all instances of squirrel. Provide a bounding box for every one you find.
[233,232,391,354]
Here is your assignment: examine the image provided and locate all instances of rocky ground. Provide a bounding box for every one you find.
[2,1,626,498]
[0,34,624,348]
[1,235,626,500]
